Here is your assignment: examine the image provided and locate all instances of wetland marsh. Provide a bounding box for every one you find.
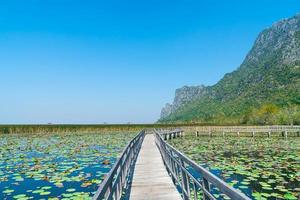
[0,131,136,200]
[169,135,300,200]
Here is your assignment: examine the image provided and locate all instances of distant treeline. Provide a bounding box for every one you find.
[160,103,300,126]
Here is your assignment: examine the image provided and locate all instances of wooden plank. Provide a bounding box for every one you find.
[130,134,182,200]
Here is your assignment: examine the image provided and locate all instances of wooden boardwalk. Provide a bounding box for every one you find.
[130,134,182,200]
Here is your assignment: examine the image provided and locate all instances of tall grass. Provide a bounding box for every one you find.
[0,124,186,134]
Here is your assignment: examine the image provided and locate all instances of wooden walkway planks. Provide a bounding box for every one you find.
[130,134,182,200]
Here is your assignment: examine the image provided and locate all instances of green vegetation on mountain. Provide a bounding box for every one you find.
[159,14,300,125]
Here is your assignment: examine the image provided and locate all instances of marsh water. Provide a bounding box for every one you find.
[169,135,300,200]
[0,132,136,200]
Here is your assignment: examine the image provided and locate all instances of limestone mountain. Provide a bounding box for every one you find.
[159,14,300,125]
[160,85,207,119]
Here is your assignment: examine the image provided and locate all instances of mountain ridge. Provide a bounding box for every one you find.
[159,14,300,125]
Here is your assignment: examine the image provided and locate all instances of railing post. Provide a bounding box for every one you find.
[180,159,189,200]
[202,177,210,200]
[93,131,145,200]
[169,150,177,184]
[108,181,113,197]
[193,182,198,200]
[284,130,288,138]
[155,129,252,200]
[280,130,287,138]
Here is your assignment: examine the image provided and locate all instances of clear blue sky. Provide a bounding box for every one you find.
[0,0,299,124]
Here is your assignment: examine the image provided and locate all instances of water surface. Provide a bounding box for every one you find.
[0,132,136,200]
[169,135,300,200]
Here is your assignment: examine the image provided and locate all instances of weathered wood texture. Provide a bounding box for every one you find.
[155,130,251,200]
[93,131,145,200]
[184,125,300,133]
[130,134,182,200]
[183,125,300,137]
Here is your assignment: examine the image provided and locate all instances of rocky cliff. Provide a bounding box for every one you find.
[159,14,300,125]
[160,85,206,119]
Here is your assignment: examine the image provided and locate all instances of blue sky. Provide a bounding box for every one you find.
[0,0,299,124]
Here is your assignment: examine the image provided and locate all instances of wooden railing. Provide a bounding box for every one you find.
[155,129,251,200]
[159,128,184,140]
[93,130,145,200]
[185,125,300,132]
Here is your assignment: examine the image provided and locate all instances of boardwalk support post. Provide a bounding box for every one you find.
[284,130,288,138]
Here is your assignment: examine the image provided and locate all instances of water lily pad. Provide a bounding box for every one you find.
[66,188,76,192]
[40,191,51,195]
[41,186,52,190]
[284,193,297,200]
[13,194,26,199]
[169,135,300,199]
[3,189,14,194]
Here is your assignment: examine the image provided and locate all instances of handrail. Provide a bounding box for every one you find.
[185,125,300,133]
[93,130,145,200]
[155,129,251,200]
[183,125,300,138]
[159,128,183,140]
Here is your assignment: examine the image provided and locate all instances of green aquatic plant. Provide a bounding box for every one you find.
[0,131,136,199]
[169,135,300,199]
